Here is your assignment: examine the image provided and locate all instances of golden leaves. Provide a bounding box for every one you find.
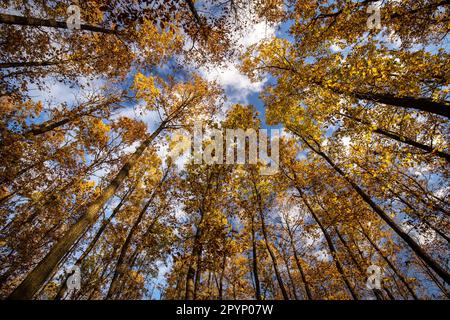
[135,18,183,65]
[88,118,111,146]
[133,73,160,107]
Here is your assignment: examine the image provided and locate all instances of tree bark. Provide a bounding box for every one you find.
[297,188,359,300]
[54,187,133,300]
[184,0,203,27]
[349,235,396,299]
[0,13,119,35]
[259,210,289,300]
[292,130,450,286]
[218,255,226,300]
[185,208,205,300]
[350,91,450,119]
[282,250,299,300]
[339,113,450,161]
[416,258,450,299]
[285,214,313,299]
[358,222,419,300]
[7,121,166,300]
[267,64,450,118]
[1,61,65,69]
[250,214,262,300]
[334,226,385,300]
[106,170,168,299]
[193,253,203,300]
[252,180,289,300]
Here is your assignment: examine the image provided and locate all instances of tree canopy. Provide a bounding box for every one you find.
[0,0,449,300]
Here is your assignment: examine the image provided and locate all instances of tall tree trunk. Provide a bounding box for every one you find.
[296,73,450,118]
[285,216,313,299]
[174,272,182,300]
[390,189,450,243]
[349,236,397,299]
[193,253,203,300]
[297,188,359,300]
[319,77,450,118]
[258,206,289,300]
[349,91,450,119]
[184,0,203,27]
[218,255,226,300]
[355,163,450,243]
[282,251,299,300]
[54,187,132,300]
[339,113,450,161]
[250,214,262,300]
[23,118,74,137]
[126,202,170,271]
[106,171,168,299]
[292,129,450,286]
[185,208,205,300]
[358,222,419,300]
[416,258,450,299]
[14,99,115,143]
[8,121,166,300]
[333,226,385,300]
[0,13,119,35]
[252,180,289,300]
[0,59,77,69]
[274,64,449,118]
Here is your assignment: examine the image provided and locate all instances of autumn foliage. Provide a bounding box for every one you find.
[0,0,449,300]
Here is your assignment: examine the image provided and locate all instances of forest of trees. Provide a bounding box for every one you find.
[0,0,449,300]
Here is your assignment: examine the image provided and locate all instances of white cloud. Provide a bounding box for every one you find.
[330,43,342,53]
[340,136,352,155]
[121,140,140,155]
[173,203,187,221]
[434,186,449,199]
[197,20,276,107]
[200,63,266,105]
[113,101,162,133]
[89,165,110,186]
[314,248,333,262]
[400,220,437,246]
[342,136,351,148]
[28,76,105,109]
[237,21,276,48]
[387,30,402,48]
